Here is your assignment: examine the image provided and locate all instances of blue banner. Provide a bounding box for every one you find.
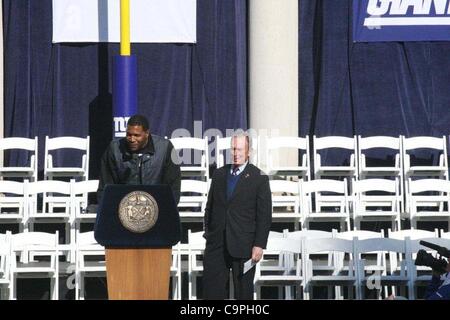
[113,55,138,138]
[353,0,450,42]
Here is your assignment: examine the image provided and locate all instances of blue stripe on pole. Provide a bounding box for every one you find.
[113,55,138,138]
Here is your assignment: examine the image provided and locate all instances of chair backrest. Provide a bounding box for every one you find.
[0,137,38,179]
[180,180,209,194]
[358,136,401,151]
[408,178,450,194]
[265,136,310,169]
[27,180,72,215]
[302,179,348,194]
[301,179,349,214]
[388,228,439,240]
[265,237,302,253]
[72,180,99,195]
[402,136,448,170]
[170,137,209,168]
[313,136,356,151]
[353,178,398,194]
[0,180,26,195]
[187,230,206,248]
[11,231,59,251]
[27,180,72,196]
[403,136,446,152]
[76,231,98,247]
[352,178,400,211]
[335,230,384,240]
[302,237,354,254]
[215,136,259,168]
[270,180,300,208]
[286,229,333,240]
[46,136,90,151]
[268,230,286,238]
[44,136,90,178]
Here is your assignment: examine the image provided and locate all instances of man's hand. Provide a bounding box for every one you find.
[251,246,264,263]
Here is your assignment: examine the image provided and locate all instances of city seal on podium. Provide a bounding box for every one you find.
[118,191,159,233]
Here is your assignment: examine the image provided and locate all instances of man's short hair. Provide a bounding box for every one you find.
[231,133,251,150]
[127,114,150,131]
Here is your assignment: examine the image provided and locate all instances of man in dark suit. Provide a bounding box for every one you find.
[203,134,272,300]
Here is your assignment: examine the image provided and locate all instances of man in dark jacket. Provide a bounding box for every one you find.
[97,114,181,204]
[203,134,272,300]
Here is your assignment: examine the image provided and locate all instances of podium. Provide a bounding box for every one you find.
[94,184,181,300]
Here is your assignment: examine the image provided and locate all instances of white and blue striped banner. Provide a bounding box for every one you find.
[353,0,450,42]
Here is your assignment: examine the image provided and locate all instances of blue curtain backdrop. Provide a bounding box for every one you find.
[3,0,247,179]
[299,0,450,139]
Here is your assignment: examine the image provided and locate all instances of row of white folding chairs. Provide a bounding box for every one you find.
[0,136,90,181]
[184,228,450,300]
[169,135,449,182]
[0,179,99,254]
[179,177,450,231]
[257,230,450,300]
[2,228,448,300]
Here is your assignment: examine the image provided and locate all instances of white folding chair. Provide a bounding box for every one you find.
[75,231,105,300]
[170,242,182,300]
[357,136,403,211]
[302,237,359,299]
[26,181,73,260]
[407,179,450,230]
[0,231,12,300]
[72,180,99,234]
[388,228,440,299]
[355,237,410,300]
[313,135,357,180]
[254,238,303,300]
[44,136,90,181]
[170,137,209,180]
[270,180,302,230]
[265,136,310,180]
[178,180,208,223]
[187,230,206,300]
[216,136,259,168]
[10,231,59,300]
[358,135,402,177]
[352,178,402,231]
[300,179,351,231]
[0,180,28,233]
[403,136,448,180]
[0,137,38,181]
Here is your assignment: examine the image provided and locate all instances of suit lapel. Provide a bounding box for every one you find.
[228,164,252,203]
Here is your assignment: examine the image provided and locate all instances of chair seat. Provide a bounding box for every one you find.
[413,212,450,217]
[309,275,356,285]
[0,167,33,173]
[317,167,355,173]
[46,168,85,177]
[354,211,399,218]
[269,167,308,176]
[360,167,400,174]
[305,212,349,219]
[407,166,447,173]
[255,275,303,284]
[28,213,70,220]
[76,213,97,221]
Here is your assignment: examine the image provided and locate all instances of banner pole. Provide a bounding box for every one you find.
[120,0,131,56]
